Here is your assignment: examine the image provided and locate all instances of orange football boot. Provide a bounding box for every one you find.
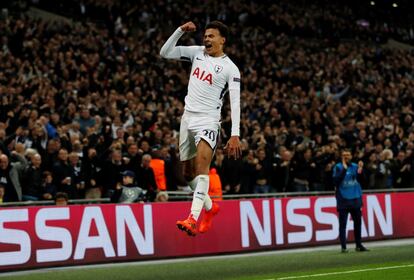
[176,214,197,236]
[198,202,220,233]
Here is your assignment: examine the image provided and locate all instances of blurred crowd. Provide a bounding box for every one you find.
[0,0,413,203]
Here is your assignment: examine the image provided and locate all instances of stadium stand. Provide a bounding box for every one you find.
[0,0,413,203]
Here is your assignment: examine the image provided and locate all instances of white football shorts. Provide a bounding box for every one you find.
[179,111,221,161]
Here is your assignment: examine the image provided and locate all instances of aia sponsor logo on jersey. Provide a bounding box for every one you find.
[192,67,212,85]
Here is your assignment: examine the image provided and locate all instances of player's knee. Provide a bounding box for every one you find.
[195,158,211,174]
[196,149,211,164]
[198,154,210,164]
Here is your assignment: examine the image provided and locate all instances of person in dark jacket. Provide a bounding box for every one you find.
[52,148,74,198]
[111,170,146,203]
[135,154,157,202]
[22,153,45,200]
[82,147,102,198]
[98,149,127,197]
[333,149,369,253]
[0,152,27,202]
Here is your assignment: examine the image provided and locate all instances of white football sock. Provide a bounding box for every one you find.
[188,176,212,210]
[190,174,210,220]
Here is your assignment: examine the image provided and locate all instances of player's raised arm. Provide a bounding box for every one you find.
[159,22,196,60]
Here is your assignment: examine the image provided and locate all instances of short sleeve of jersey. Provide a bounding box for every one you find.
[177,46,204,63]
[228,64,241,91]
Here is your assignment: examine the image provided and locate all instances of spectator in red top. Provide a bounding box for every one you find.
[208,168,223,201]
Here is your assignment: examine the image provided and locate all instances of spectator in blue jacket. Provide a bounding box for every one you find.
[333,149,369,253]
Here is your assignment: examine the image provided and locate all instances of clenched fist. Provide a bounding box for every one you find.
[180,21,196,32]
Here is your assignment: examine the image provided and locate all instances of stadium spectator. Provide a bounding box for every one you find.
[253,148,272,194]
[136,154,157,201]
[111,170,146,203]
[272,147,293,192]
[42,139,60,172]
[375,149,394,189]
[68,152,84,198]
[0,0,412,202]
[155,191,169,202]
[82,147,102,198]
[208,167,223,201]
[124,143,142,172]
[75,108,96,136]
[290,147,316,192]
[98,149,127,197]
[52,148,75,198]
[42,171,56,200]
[21,153,44,201]
[393,150,413,188]
[55,192,69,206]
[217,149,243,194]
[150,148,167,191]
[333,149,368,253]
[0,152,27,202]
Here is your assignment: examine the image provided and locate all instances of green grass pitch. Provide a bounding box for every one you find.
[1,243,414,280]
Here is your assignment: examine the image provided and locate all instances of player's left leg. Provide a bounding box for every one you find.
[177,140,213,236]
[198,200,219,233]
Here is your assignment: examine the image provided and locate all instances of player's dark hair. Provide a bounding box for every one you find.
[205,21,229,39]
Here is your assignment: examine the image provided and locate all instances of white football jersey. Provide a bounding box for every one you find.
[178,47,240,120]
[160,28,241,135]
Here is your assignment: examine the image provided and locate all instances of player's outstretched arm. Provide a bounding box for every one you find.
[224,86,242,159]
[159,22,196,59]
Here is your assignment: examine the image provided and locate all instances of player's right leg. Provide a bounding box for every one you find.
[176,115,220,236]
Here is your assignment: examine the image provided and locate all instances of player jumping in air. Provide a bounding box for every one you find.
[160,21,241,236]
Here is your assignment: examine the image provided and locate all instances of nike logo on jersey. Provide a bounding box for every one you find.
[192,67,212,85]
[196,57,204,61]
